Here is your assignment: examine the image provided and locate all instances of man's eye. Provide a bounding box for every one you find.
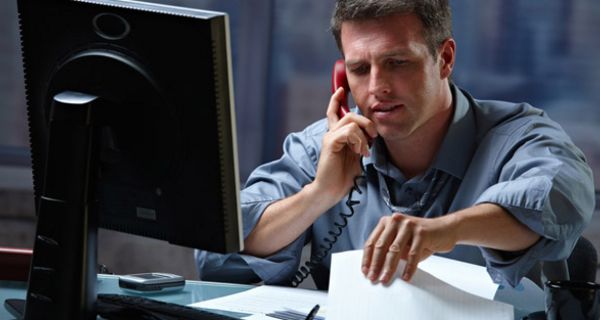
[351,65,369,75]
[389,59,407,67]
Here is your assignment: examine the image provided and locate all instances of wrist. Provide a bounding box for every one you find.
[443,211,464,246]
[302,181,341,214]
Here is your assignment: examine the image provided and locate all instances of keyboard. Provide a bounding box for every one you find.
[97,293,240,320]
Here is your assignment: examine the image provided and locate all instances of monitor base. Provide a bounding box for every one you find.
[4,299,24,320]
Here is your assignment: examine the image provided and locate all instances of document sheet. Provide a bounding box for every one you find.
[418,254,498,299]
[327,250,514,320]
[190,285,327,319]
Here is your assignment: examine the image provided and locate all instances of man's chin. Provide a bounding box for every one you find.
[376,130,412,144]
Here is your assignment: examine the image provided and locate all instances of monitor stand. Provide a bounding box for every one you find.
[4,299,25,319]
[7,91,102,320]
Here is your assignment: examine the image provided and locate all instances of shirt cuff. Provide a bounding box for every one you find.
[479,237,549,287]
[240,198,276,238]
[238,234,306,284]
[195,250,260,283]
[195,233,306,285]
[475,176,552,237]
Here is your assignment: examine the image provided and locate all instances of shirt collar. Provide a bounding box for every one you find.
[431,84,476,179]
[362,84,476,180]
[363,137,406,182]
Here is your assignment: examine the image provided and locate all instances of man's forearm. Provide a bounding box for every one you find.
[243,183,337,257]
[451,203,540,251]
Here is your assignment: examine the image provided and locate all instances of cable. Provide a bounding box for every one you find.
[288,162,451,287]
[290,161,366,287]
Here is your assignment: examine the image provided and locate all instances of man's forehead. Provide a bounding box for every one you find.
[339,13,426,49]
[340,15,429,61]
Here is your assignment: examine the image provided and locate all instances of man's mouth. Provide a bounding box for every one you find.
[372,104,401,113]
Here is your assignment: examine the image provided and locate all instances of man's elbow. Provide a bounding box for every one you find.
[242,231,274,258]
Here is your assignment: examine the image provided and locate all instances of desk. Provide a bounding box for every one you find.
[1,275,543,319]
[0,274,254,319]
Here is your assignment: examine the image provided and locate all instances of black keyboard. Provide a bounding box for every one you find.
[97,293,240,320]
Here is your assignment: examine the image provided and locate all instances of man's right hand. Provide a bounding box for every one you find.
[244,87,377,257]
[312,87,378,207]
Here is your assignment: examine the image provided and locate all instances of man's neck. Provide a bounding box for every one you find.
[384,86,454,179]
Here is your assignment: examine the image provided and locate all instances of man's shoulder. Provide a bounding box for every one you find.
[471,97,548,135]
[468,95,573,156]
[301,118,329,136]
[282,118,328,151]
[288,118,328,143]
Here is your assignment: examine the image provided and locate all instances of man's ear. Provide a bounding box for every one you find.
[439,38,456,79]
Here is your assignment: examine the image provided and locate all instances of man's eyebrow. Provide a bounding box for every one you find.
[344,59,363,67]
[345,50,411,66]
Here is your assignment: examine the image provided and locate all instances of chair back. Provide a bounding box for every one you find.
[0,247,32,281]
[543,236,598,283]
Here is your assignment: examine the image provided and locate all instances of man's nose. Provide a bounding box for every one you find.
[368,67,392,96]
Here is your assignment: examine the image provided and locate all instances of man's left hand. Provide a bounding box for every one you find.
[361,213,458,284]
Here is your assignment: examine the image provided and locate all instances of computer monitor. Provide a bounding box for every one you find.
[15,0,243,318]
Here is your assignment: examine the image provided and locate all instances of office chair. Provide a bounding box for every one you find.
[524,236,598,288]
[0,247,32,281]
[566,236,598,282]
[543,236,598,283]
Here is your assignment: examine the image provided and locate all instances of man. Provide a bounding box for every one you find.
[196,0,594,289]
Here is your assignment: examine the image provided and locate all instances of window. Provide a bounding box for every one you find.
[451,0,600,191]
[1,0,598,197]
[0,0,28,157]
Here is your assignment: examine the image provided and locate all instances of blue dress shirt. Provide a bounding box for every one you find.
[196,85,595,288]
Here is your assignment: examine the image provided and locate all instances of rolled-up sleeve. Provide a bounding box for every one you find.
[475,118,595,286]
[195,120,326,284]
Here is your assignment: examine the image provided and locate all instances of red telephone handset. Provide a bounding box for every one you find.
[331,59,350,118]
[291,60,365,288]
[331,59,374,147]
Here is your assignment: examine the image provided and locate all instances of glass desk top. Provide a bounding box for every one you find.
[0,274,254,319]
[1,274,544,319]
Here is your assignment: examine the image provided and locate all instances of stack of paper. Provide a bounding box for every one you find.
[190,284,327,320]
[327,250,514,320]
[191,250,524,319]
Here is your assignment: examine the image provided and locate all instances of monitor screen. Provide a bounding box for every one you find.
[16,0,243,317]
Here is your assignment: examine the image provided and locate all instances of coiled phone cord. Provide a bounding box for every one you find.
[290,160,367,287]
[288,157,452,287]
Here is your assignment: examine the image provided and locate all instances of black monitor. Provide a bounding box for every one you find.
[14,0,243,318]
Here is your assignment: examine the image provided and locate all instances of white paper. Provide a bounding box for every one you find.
[242,315,281,320]
[418,254,498,299]
[189,285,327,318]
[327,250,513,320]
[495,277,545,314]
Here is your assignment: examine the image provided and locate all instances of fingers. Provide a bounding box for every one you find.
[401,231,423,282]
[346,129,369,157]
[336,113,378,140]
[362,213,428,285]
[379,223,412,284]
[362,218,385,276]
[326,86,346,129]
[328,122,372,157]
[324,87,377,158]
[325,87,378,139]
[367,215,404,282]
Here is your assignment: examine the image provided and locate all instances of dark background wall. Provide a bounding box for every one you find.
[1,0,599,282]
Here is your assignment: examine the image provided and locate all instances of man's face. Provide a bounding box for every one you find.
[341,13,453,143]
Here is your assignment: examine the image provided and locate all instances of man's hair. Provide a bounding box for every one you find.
[331,0,452,58]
